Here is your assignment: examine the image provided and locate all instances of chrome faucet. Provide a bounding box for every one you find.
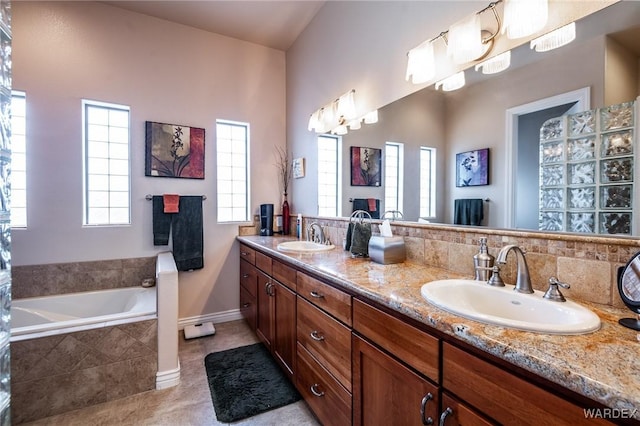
[306,222,326,244]
[495,245,534,294]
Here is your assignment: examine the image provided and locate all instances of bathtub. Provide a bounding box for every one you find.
[10,286,157,342]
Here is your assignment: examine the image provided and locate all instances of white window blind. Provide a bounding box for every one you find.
[385,141,404,213]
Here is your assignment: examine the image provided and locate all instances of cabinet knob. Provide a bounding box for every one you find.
[242,274,249,279]
[438,407,453,426]
[310,290,324,299]
[420,393,434,425]
[241,251,249,256]
[310,330,325,341]
[310,383,325,397]
[242,302,251,308]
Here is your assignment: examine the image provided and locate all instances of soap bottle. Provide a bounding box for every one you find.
[296,214,302,239]
[473,237,494,281]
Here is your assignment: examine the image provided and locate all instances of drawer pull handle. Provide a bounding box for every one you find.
[438,407,453,426]
[310,291,324,299]
[310,383,325,397]
[420,393,434,425]
[310,330,325,341]
[242,274,250,279]
[242,302,251,308]
[241,251,249,256]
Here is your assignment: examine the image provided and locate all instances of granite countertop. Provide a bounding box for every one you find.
[238,235,640,417]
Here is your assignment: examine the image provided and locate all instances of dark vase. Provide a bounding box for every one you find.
[282,194,290,235]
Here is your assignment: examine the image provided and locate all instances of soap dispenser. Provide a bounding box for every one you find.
[473,237,494,281]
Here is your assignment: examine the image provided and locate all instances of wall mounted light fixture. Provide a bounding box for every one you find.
[530,22,576,52]
[405,0,586,92]
[307,89,379,135]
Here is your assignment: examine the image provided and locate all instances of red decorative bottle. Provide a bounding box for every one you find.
[282,194,290,235]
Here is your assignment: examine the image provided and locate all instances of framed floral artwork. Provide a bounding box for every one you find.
[145,121,205,179]
[456,148,489,187]
[350,146,381,186]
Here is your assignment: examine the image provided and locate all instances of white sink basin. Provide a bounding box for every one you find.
[277,240,335,253]
[420,279,600,335]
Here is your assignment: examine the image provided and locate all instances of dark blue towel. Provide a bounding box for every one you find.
[352,198,380,219]
[152,195,204,271]
[454,199,484,226]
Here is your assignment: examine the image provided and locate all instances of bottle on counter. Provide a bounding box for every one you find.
[296,214,302,239]
[474,237,494,281]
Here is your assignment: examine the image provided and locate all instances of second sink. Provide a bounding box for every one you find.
[420,279,600,335]
[277,240,335,253]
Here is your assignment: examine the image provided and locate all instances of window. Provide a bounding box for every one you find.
[83,100,130,225]
[384,142,404,213]
[216,120,250,222]
[420,147,436,218]
[317,135,341,217]
[11,91,26,228]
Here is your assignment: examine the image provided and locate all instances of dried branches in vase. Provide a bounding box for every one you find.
[274,146,292,234]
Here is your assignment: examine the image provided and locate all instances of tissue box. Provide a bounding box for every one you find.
[368,236,406,265]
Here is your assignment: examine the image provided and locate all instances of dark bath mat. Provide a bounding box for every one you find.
[204,343,301,423]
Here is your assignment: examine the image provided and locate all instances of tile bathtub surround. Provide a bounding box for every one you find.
[281,216,640,309]
[11,256,156,299]
[11,319,158,424]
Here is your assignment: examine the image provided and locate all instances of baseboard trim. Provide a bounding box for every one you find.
[156,364,181,390]
[178,309,243,330]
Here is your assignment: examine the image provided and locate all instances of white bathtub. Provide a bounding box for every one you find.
[10,286,157,342]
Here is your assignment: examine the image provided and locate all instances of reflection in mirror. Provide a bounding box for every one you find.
[338,1,640,237]
[617,251,640,331]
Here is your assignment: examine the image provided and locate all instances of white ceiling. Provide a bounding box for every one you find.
[102,1,326,51]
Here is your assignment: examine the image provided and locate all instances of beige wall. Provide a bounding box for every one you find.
[287,1,613,218]
[12,2,286,319]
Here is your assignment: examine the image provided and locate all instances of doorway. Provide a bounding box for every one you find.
[504,88,590,229]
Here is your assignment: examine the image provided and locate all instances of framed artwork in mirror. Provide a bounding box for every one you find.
[145,121,205,179]
[456,148,489,187]
[351,146,382,186]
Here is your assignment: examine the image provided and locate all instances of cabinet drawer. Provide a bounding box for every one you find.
[443,343,613,425]
[297,271,352,325]
[273,260,296,291]
[353,299,439,383]
[255,250,272,275]
[297,296,352,391]
[239,244,255,264]
[239,259,257,298]
[297,342,351,426]
[239,285,257,330]
[440,393,495,426]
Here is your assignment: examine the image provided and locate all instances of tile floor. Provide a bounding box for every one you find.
[20,320,320,426]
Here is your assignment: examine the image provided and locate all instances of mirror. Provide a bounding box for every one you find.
[339,1,640,236]
[617,250,640,330]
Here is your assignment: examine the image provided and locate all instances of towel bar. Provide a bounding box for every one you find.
[145,194,207,200]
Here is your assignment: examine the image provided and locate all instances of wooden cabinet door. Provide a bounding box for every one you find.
[256,271,274,349]
[274,281,296,380]
[239,284,257,331]
[353,335,439,426]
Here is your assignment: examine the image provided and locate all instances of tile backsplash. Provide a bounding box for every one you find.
[243,216,640,309]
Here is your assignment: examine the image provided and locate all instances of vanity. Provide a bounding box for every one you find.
[238,234,640,425]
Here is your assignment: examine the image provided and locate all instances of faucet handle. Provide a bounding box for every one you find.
[543,276,570,302]
[487,265,505,287]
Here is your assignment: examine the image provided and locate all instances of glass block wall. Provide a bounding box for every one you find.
[0,0,10,423]
[539,101,636,235]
